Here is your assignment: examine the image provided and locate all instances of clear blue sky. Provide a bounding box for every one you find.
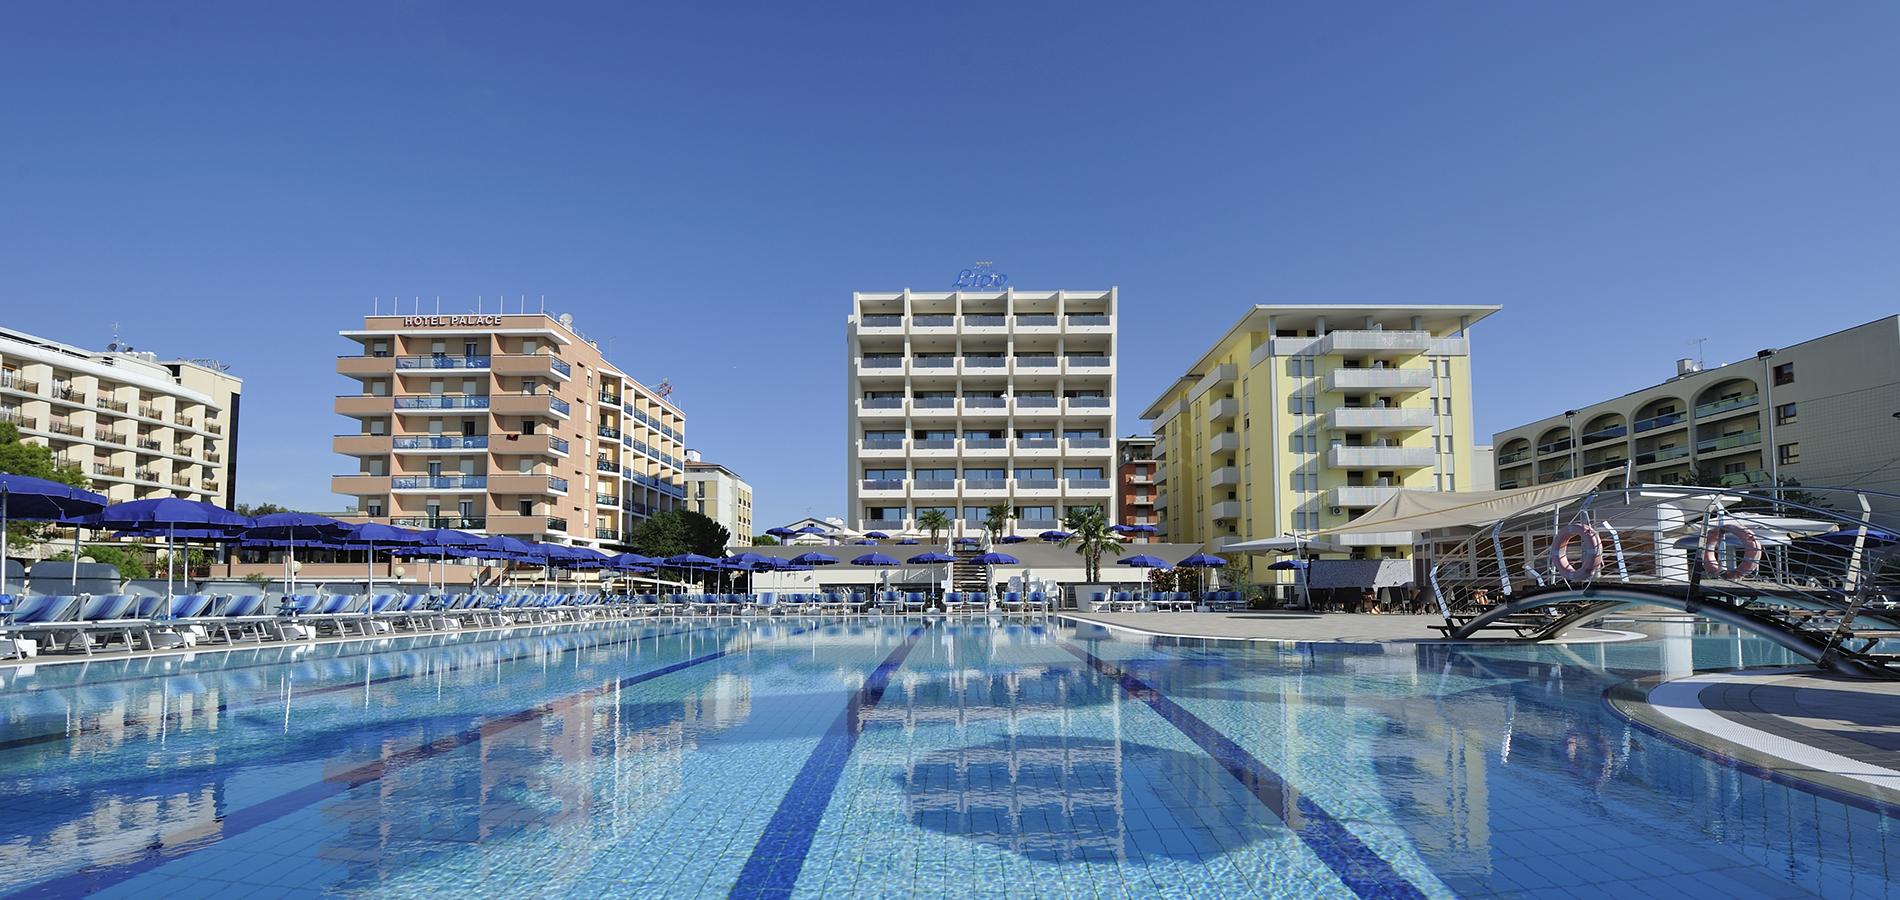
[3,2,1895,528]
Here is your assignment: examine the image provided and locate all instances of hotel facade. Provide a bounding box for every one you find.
[685,454,754,546]
[1143,305,1497,574]
[1493,314,1900,511]
[333,313,685,548]
[0,327,241,506]
[1116,435,1157,542]
[844,288,1117,539]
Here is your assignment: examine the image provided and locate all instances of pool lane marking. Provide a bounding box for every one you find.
[730,622,931,900]
[0,619,732,756]
[1058,640,1427,900]
[6,621,830,900]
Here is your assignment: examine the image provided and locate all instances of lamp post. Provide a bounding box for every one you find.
[1564,409,1579,479]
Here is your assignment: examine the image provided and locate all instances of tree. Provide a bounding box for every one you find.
[235,502,292,516]
[983,504,1011,543]
[917,508,951,546]
[752,535,780,546]
[0,422,89,550]
[1059,506,1123,582]
[628,509,730,559]
[49,544,152,579]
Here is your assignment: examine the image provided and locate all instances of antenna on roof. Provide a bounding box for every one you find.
[107,322,121,352]
[656,378,673,398]
[1690,336,1709,368]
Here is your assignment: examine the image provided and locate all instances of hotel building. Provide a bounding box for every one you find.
[0,327,241,506]
[1142,305,1497,574]
[1493,314,1900,512]
[333,312,685,547]
[845,289,1117,539]
[1116,435,1157,542]
[685,453,754,546]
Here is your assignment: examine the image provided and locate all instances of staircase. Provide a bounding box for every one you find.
[951,548,991,593]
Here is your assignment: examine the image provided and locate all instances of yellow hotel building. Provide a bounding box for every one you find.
[1141,305,1499,579]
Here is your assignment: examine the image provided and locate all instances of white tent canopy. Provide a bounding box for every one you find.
[1317,472,1616,536]
[1221,536,1350,555]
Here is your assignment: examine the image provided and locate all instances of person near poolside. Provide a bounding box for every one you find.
[1361,587,1379,614]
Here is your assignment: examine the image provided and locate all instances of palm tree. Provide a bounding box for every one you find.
[917,508,952,548]
[983,503,1012,544]
[1059,506,1123,582]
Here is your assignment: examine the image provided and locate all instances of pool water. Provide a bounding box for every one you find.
[0,617,1893,898]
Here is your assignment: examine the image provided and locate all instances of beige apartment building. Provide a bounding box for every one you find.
[0,326,241,506]
[1494,314,1900,513]
[333,312,685,547]
[685,453,753,545]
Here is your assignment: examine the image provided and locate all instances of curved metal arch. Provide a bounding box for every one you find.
[1450,587,1893,679]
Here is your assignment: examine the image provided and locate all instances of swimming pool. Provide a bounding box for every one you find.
[0,617,1892,898]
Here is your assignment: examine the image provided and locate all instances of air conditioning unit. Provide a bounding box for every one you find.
[1329,506,1343,516]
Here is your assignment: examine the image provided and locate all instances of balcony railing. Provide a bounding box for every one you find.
[1695,394,1759,418]
[913,439,955,450]
[1016,357,1059,368]
[965,479,1008,491]
[92,463,126,478]
[1066,314,1110,326]
[1066,396,1111,408]
[1066,438,1111,449]
[1633,411,1685,433]
[139,404,163,419]
[862,397,904,409]
[392,516,486,530]
[1497,448,1531,465]
[1635,446,1691,465]
[395,395,490,409]
[0,374,43,394]
[1537,438,1573,454]
[1016,397,1058,408]
[1016,314,1057,327]
[208,422,223,436]
[963,357,1007,369]
[135,469,158,482]
[963,396,1007,409]
[596,527,621,541]
[92,428,122,444]
[861,357,905,369]
[205,452,223,464]
[1696,430,1762,453]
[599,425,622,440]
[596,494,619,507]
[396,355,491,369]
[600,392,622,404]
[547,476,569,493]
[913,315,955,327]
[913,357,956,369]
[965,314,1006,327]
[1017,438,1059,450]
[138,438,163,451]
[914,397,956,409]
[860,314,903,328]
[1582,458,1627,474]
[391,475,488,489]
[1580,425,1627,444]
[862,438,905,450]
[861,479,905,491]
[548,397,571,415]
[51,384,83,402]
[1326,367,1433,391]
[964,438,1007,450]
[1065,478,1111,490]
[176,417,198,430]
[1066,355,1110,368]
[393,435,489,450]
[546,516,568,533]
[549,358,572,377]
[95,397,129,413]
[1015,479,1059,490]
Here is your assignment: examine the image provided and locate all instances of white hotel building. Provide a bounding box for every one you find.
[845,288,1118,539]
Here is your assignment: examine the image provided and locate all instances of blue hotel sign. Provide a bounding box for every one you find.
[953,262,1008,290]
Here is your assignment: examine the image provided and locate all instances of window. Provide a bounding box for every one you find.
[518,499,533,516]
[1775,402,1797,425]
[1773,362,1793,385]
[366,499,384,516]
[1778,442,1800,465]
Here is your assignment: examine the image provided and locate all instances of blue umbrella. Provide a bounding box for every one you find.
[611,552,657,570]
[0,473,108,595]
[852,539,878,545]
[1178,553,1227,568]
[863,531,891,540]
[1267,558,1307,571]
[791,552,840,566]
[246,512,351,594]
[997,535,1028,544]
[907,552,956,564]
[1038,530,1071,542]
[335,522,425,592]
[896,538,920,545]
[766,527,797,540]
[1122,524,1157,534]
[86,498,251,598]
[971,552,1018,566]
[954,537,980,545]
[1800,527,1899,547]
[1108,524,1129,534]
[1118,555,1171,568]
[796,525,829,535]
[851,552,900,566]
[666,553,721,567]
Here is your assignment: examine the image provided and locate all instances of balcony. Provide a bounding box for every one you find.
[1328,485,1398,508]
[1536,438,1573,455]
[1208,398,1239,422]
[1209,432,1240,455]
[911,479,958,495]
[391,516,486,530]
[598,425,622,440]
[1695,430,1762,455]
[492,354,569,379]
[331,474,389,495]
[962,357,1008,371]
[1065,396,1111,412]
[964,314,1007,329]
[392,435,489,451]
[913,438,957,453]
[861,438,906,454]
[391,475,488,491]
[1634,446,1691,466]
[964,438,1009,453]
[912,314,955,329]
[599,392,622,405]
[1015,314,1058,329]
[1325,367,1433,392]
[395,354,491,370]
[860,357,906,371]
[860,479,906,494]
[1014,479,1059,493]
[207,422,223,436]
[1066,438,1112,453]
[1329,445,1434,469]
[964,478,1009,493]
[1497,448,1532,465]
[94,396,130,414]
[1695,394,1760,419]
[912,357,957,371]
[1016,438,1061,455]
[962,396,1008,411]
[1316,330,1433,357]
[548,476,569,494]
[1210,500,1241,521]
[1065,355,1111,371]
[1633,411,1686,433]
[394,395,490,410]
[859,398,905,416]
[481,513,563,536]
[1582,458,1628,474]
[1066,314,1111,328]
[1124,471,1154,485]
[596,527,621,541]
[335,395,395,417]
[487,473,564,495]
[1580,425,1627,444]
[489,393,562,417]
[1014,356,1059,370]
[137,438,163,451]
[138,403,163,420]
[546,516,568,533]
[1328,407,1432,431]
[91,463,126,479]
[859,314,903,330]
[1015,396,1059,412]
[1065,478,1111,492]
[596,493,619,507]
[1209,466,1240,488]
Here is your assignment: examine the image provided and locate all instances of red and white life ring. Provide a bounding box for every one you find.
[1549,522,1603,582]
[1701,524,1762,579]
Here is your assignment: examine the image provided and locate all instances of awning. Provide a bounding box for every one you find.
[1318,472,1615,536]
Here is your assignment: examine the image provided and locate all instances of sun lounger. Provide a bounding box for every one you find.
[0,594,78,658]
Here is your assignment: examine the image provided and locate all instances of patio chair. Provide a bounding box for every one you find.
[0,594,79,658]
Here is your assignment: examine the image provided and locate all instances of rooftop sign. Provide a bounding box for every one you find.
[953,262,1008,290]
[401,315,504,328]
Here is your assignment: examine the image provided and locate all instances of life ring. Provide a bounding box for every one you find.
[1549,522,1603,582]
[1701,524,1762,579]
